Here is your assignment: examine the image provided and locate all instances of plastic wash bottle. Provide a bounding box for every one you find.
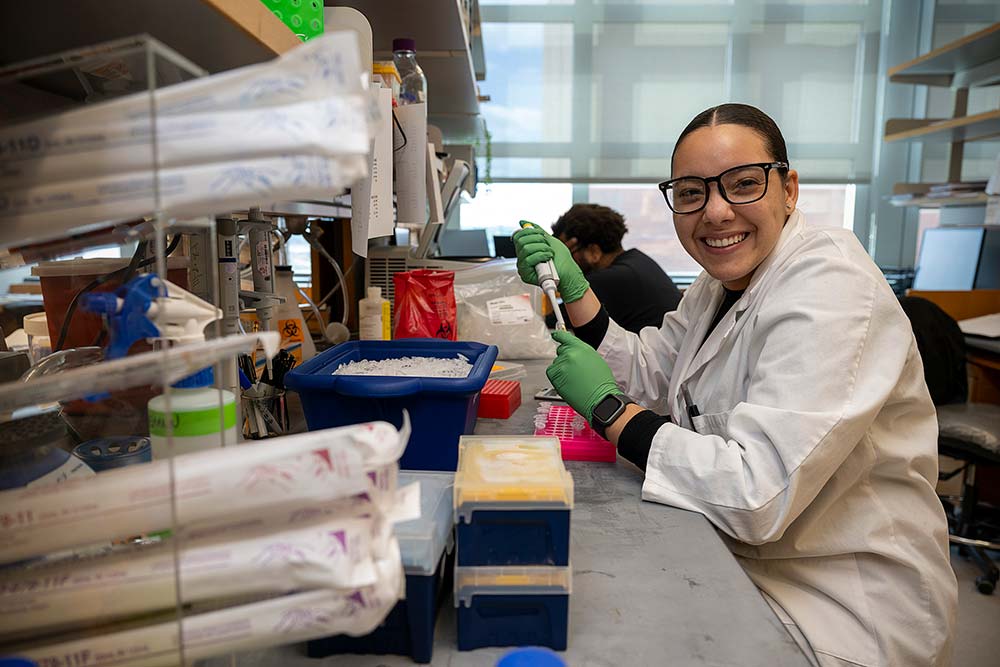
[359,286,391,340]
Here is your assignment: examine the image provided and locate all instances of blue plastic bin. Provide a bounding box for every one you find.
[306,472,455,664]
[306,555,452,663]
[285,340,498,471]
[458,509,570,566]
[455,566,571,652]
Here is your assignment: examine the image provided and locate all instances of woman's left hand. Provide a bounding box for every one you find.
[546,330,622,424]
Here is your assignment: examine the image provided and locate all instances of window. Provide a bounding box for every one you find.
[480,0,883,184]
[459,183,574,253]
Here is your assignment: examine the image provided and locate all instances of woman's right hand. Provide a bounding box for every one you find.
[512,220,590,304]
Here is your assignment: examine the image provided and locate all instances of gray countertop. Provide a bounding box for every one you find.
[213,360,808,666]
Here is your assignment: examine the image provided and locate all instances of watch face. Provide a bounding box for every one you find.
[593,394,622,423]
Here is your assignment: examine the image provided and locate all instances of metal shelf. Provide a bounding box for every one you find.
[889,23,1000,88]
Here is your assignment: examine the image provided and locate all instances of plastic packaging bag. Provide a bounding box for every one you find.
[0,419,408,565]
[393,269,458,340]
[0,514,395,638]
[18,547,405,667]
[454,259,556,360]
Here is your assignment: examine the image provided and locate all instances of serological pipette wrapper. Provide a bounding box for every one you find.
[0,510,401,639]
[0,32,379,245]
[0,418,410,565]
[15,545,406,667]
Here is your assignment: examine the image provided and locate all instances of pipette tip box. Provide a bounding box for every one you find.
[477,379,522,419]
[534,404,616,462]
[455,566,571,651]
[454,436,572,567]
[306,471,455,664]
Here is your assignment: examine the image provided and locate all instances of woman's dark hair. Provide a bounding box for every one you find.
[552,204,627,253]
[671,103,789,178]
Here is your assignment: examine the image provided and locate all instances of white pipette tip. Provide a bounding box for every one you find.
[544,286,566,332]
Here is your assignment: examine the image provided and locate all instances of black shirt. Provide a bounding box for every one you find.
[703,287,745,344]
[587,249,682,333]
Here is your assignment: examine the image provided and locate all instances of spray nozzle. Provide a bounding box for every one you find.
[81,274,222,361]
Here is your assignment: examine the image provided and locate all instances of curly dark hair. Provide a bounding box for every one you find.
[551,204,628,253]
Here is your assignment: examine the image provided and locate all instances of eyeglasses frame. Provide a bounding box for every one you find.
[658,161,789,214]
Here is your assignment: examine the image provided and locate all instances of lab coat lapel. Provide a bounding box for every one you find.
[671,211,807,399]
[667,280,722,420]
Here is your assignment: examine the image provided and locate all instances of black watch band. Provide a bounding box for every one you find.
[591,393,635,439]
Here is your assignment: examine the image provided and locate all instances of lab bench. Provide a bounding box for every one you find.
[214,359,810,666]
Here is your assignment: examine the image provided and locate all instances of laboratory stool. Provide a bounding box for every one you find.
[937,403,1000,595]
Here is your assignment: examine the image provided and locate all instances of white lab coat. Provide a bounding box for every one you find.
[598,210,957,667]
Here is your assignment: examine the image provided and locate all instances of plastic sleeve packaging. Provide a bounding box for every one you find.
[0,31,371,162]
[16,544,405,667]
[2,98,373,187]
[0,31,380,239]
[1,154,368,235]
[0,513,395,639]
[0,419,409,565]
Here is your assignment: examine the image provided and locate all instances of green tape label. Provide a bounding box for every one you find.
[149,403,236,438]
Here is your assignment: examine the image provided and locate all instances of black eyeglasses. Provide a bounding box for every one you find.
[658,162,788,214]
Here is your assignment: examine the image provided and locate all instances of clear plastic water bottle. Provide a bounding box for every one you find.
[392,37,427,105]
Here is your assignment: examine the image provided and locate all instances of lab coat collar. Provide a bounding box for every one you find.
[676,209,806,389]
[743,209,805,300]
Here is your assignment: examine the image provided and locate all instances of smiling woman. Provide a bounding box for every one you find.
[664,107,799,291]
[512,103,959,667]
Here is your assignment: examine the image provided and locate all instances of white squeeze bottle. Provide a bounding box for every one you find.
[148,366,238,459]
[359,287,391,340]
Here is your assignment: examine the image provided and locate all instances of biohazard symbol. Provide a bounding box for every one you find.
[283,320,301,338]
[436,322,453,339]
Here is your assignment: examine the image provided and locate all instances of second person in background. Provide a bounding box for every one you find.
[550,204,682,332]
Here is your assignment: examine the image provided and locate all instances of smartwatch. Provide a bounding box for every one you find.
[591,393,635,439]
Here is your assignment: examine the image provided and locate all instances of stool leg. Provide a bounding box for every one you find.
[958,463,977,538]
[955,463,999,595]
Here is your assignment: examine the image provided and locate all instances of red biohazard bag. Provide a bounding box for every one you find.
[393,269,458,340]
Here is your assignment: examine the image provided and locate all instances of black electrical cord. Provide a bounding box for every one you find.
[54,234,181,351]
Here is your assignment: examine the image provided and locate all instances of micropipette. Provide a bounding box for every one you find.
[520,222,567,332]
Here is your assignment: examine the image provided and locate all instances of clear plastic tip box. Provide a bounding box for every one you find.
[455,566,572,651]
[307,471,455,664]
[454,436,573,567]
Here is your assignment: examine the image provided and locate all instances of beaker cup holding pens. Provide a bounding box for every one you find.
[241,386,288,439]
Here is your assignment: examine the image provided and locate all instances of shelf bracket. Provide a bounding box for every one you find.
[948,87,969,183]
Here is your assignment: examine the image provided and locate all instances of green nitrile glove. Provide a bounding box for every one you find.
[512,220,590,304]
[546,330,623,424]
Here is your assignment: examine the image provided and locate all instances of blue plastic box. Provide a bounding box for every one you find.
[458,509,570,566]
[454,437,574,566]
[455,566,571,651]
[285,340,498,470]
[306,472,455,664]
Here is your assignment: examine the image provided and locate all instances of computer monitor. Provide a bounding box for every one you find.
[977,226,1000,289]
[912,226,999,291]
[493,235,516,258]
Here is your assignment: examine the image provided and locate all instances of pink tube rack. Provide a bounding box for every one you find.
[533,404,617,462]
